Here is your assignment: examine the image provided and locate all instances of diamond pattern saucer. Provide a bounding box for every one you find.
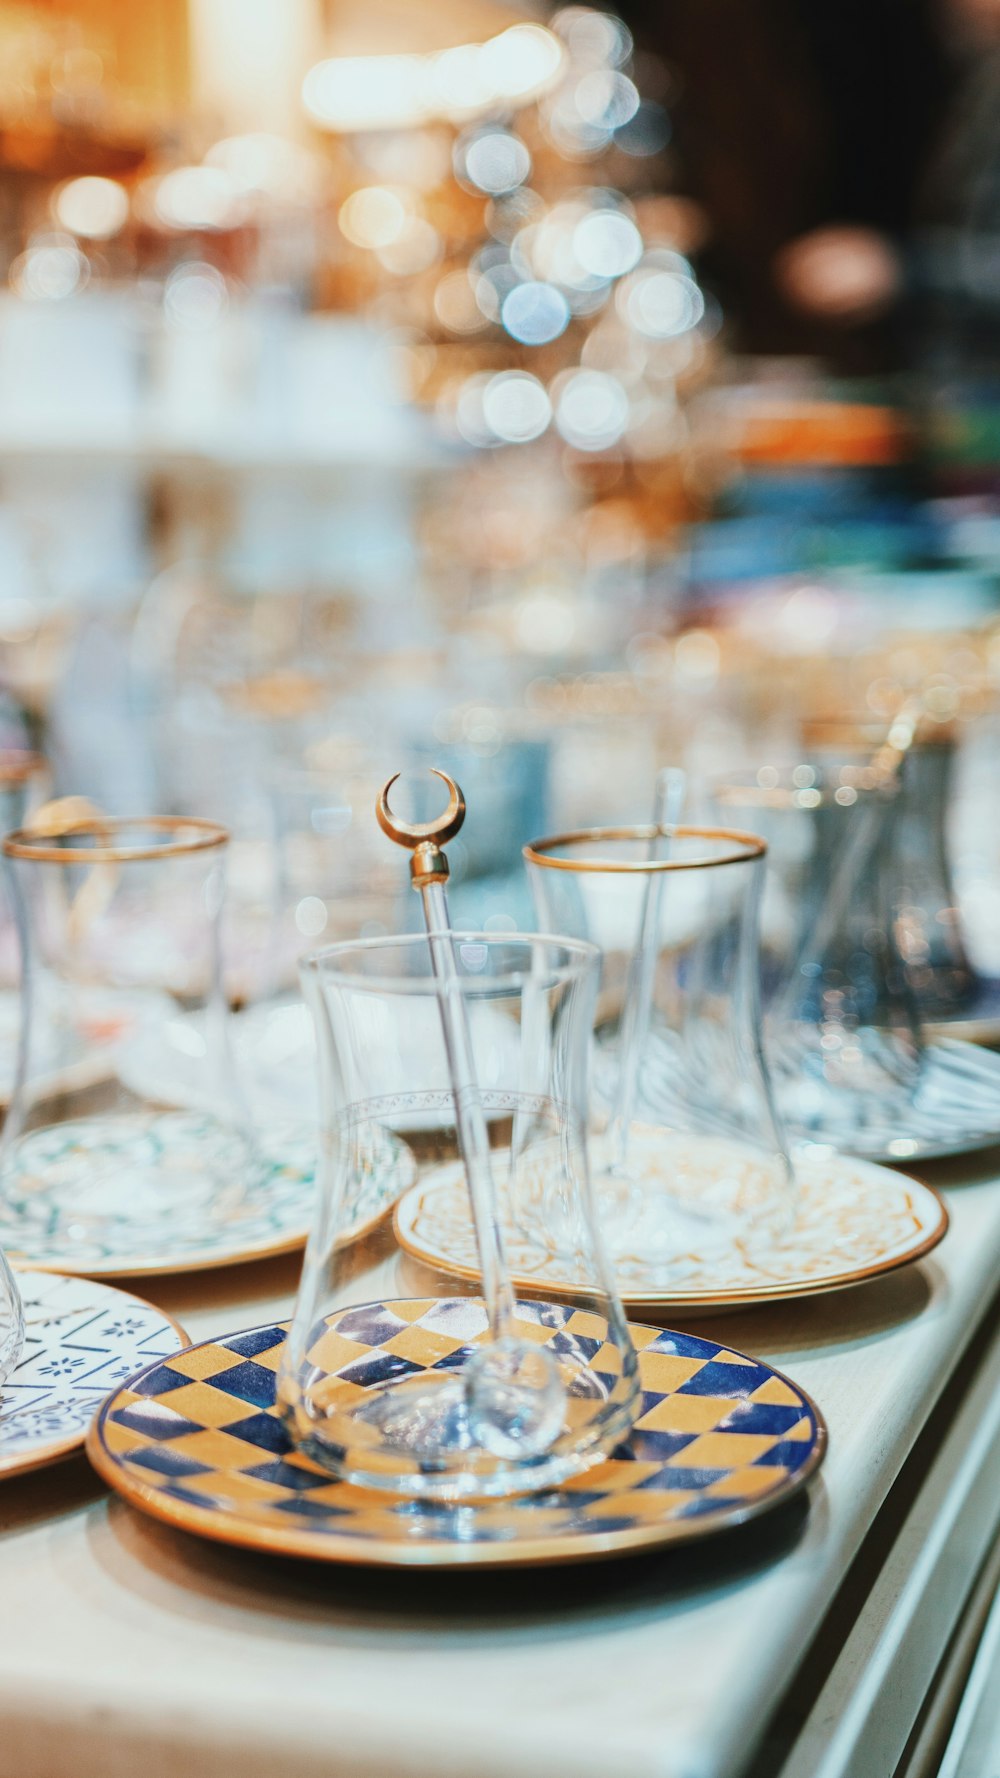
[87,1298,825,1568]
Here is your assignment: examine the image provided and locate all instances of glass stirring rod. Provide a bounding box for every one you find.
[377,770,564,1459]
[608,766,688,1174]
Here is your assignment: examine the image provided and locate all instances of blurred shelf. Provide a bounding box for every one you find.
[0,119,149,180]
[0,429,454,479]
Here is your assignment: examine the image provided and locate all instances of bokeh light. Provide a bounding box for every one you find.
[517,200,604,291]
[304,55,430,132]
[154,166,245,232]
[482,371,552,443]
[303,26,563,133]
[485,188,545,244]
[339,187,409,250]
[10,234,87,300]
[501,280,571,344]
[554,368,629,449]
[52,176,128,240]
[620,257,706,338]
[478,25,564,98]
[574,70,640,130]
[163,262,229,331]
[431,45,495,117]
[456,128,531,197]
[473,249,521,322]
[453,374,496,446]
[434,269,488,334]
[552,8,633,68]
[615,101,671,158]
[377,218,441,276]
[573,208,643,278]
[204,134,322,204]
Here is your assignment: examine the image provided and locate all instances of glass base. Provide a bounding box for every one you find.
[296,1368,613,1500]
[282,1296,637,1502]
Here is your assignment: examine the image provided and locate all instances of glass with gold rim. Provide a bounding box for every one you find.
[525,824,795,1280]
[0,816,270,1263]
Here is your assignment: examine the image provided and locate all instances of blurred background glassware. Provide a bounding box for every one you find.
[710,763,1000,1160]
[0,756,52,1107]
[216,755,409,1138]
[0,751,47,1009]
[0,1243,23,1390]
[0,815,268,1263]
[279,931,639,1500]
[525,824,794,1281]
[802,717,977,1022]
[713,761,917,1114]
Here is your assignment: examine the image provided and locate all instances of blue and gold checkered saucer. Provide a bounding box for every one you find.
[87,1298,826,1568]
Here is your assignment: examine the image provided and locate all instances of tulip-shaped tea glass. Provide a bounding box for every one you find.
[0,1243,23,1389]
[0,817,265,1267]
[0,753,46,1092]
[711,767,927,1153]
[525,826,794,1284]
[279,932,640,1500]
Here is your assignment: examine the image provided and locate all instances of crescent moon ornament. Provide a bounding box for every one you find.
[376,769,466,850]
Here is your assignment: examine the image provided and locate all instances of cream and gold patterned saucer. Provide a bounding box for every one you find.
[394,1150,947,1314]
[87,1299,825,1568]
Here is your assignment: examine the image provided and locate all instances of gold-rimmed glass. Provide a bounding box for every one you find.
[0,750,47,1020]
[525,824,794,1279]
[0,1240,22,1388]
[0,816,267,1270]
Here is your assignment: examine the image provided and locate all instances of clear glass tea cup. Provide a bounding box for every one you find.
[710,766,924,1152]
[278,932,640,1500]
[525,825,794,1282]
[0,817,267,1270]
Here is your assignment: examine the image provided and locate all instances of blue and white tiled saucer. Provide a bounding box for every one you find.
[0,1270,186,1480]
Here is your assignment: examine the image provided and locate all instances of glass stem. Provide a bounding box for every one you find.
[609,767,686,1172]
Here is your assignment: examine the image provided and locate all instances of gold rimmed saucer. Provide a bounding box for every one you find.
[1,1123,410,1281]
[87,1299,826,1568]
[393,1150,947,1315]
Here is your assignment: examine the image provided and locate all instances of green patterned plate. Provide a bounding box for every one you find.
[0,1115,411,1279]
[87,1297,826,1568]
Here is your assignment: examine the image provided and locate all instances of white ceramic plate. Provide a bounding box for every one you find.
[0,1269,187,1479]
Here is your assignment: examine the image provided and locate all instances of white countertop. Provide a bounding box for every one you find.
[2,1147,999,1778]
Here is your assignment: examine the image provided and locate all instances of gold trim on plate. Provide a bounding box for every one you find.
[392,1162,949,1315]
[86,1307,827,1569]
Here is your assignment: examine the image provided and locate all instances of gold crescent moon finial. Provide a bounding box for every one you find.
[376,769,466,851]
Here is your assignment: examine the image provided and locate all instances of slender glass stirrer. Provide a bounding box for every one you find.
[376,770,565,1459]
[607,767,687,1173]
